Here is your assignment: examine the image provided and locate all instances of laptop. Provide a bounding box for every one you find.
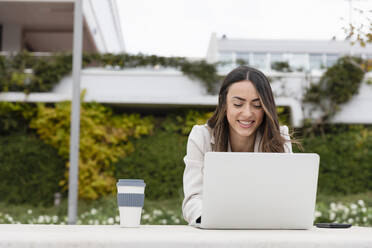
[198,152,319,229]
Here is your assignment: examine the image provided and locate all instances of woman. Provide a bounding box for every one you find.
[182,66,294,225]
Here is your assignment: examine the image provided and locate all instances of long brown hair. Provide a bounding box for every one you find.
[207,66,290,152]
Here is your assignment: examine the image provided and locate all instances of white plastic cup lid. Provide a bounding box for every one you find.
[117,179,146,187]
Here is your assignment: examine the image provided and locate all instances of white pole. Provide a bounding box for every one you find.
[68,0,83,225]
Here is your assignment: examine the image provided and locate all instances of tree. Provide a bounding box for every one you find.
[342,7,372,47]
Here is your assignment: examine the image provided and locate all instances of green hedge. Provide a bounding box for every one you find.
[0,52,220,94]
[0,133,65,206]
[0,102,36,135]
[113,129,187,200]
[295,125,372,195]
[115,123,372,199]
[0,102,371,203]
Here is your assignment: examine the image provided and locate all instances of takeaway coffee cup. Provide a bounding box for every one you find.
[117,179,146,227]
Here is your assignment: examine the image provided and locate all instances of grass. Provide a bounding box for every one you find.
[0,191,371,226]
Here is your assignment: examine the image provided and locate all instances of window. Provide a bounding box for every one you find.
[326,54,339,67]
[309,54,324,70]
[218,52,233,63]
[289,53,307,71]
[271,53,285,63]
[218,52,234,74]
[236,52,250,66]
[270,53,286,69]
[252,53,267,70]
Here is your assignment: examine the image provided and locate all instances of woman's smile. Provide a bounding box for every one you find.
[237,120,255,128]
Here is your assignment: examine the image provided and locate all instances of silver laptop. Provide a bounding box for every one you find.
[199,152,319,229]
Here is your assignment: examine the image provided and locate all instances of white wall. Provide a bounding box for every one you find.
[332,78,372,124]
[1,69,371,127]
[83,0,125,53]
[54,68,213,104]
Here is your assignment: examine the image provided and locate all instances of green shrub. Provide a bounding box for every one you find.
[161,110,213,135]
[1,101,370,204]
[271,61,292,72]
[0,102,36,135]
[0,52,220,94]
[30,100,154,200]
[113,130,187,200]
[0,133,65,206]
[296,125,372,195]
[304,57,365,121]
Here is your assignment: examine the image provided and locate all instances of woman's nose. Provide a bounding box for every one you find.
[241,105,253,118]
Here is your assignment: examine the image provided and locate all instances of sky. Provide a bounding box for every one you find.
[116,0,372,58]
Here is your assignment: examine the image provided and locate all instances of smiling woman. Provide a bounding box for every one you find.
[182,66,296,225]
[225,82,265,152]
[209,66,292,153]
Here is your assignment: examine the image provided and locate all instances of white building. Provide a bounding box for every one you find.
[0,0,124,53]
[206,33,372,74]
[206,33,372,126]
[1,2,371,127]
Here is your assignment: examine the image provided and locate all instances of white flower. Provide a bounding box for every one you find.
[160,219,167,224]
[348,218,354,224]
[363,217,368,223]
[115,216,120,222]
[27,209,33,215]
[45,215,51,223]
[330,203,337,211]
[38,216,45,223]
[330,212,336,221]
[108,218,114,224]
[90,208,97,215]
[153,209,162,216]
[142,214,150,220]
[350,204,357,210]
[174,218,180,224]
[94,220,99,225]
[88,220,93,225]
[357,200,365,207]
[52,216,58,223]
[361,207,367,213]
[314,211,322,218]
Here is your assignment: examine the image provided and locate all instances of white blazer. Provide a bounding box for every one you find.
[182,124,293,225]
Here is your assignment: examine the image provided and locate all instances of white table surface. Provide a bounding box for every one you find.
[0,224,371,248]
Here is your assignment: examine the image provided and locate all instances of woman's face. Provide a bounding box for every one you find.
[226,80,264,139]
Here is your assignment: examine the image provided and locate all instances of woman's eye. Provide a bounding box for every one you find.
[254,105,262,108]
[233,104,242,107]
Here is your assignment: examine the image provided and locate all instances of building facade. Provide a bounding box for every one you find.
[206,33,372,74]
[1,1,371,127]
[206,33,372,126]
[0,0,124,53]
